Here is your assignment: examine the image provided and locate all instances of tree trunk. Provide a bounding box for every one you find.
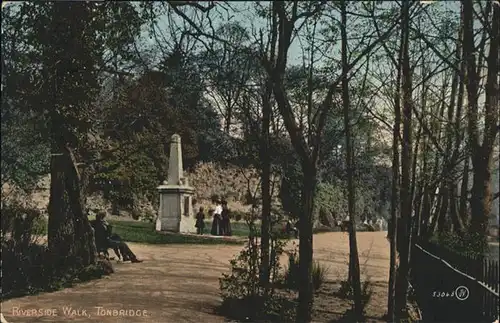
[470,152,493,238]
[445,2,465,235]
[395,0,413,318]
[259,80,272,288]
[48,139,96,272]
[413,185,423,238]
[409,125,422,247]
[464,0,499,241]
[46,3,97,270]
[459,157,470,224]
[430,192,443,235]
[341,1,362,318]
[387,2,404,318]
[449,184,461,234]
[48,142,76,270]
[437,185,449,234]
[420,187,431,238]
[296,164,316,323]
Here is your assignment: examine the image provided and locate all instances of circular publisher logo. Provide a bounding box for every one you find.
[455,286,469,301]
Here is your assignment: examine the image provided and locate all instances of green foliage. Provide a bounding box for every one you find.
[1,203,112,300]
[314,182,347,223]
[336,279,373,313]
[279,153,303,219]
[140,210,156,223]
[430,231,487,258]
[284,249,300,289]
[284,248,328,291]
[1,201,47,239]
[92,50,226,208]
[0,104,50,191]
[312,261,329,291]
[210,194,220,203]
[219,214,295,322]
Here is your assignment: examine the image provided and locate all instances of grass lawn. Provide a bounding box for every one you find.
[203,220,261,237]
[108,219,244,245]
[33,217,337,245]
[32,217,245,245]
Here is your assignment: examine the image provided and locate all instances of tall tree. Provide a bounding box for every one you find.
[395,0,413,318]
[463,0,499,241]
[340,0,363,319]
[387,12,404,323]
[5,1,144,269]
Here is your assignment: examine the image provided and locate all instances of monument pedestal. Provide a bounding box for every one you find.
[156,185,196,233]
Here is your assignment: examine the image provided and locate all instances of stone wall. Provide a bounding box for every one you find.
[1,162,280,217]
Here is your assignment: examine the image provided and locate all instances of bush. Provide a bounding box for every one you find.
[233,211,244,222]
[1,202,46,243]
[131,209,141,220]
[141,210,155,223]
[1,240,51,298]
[284,249,327,291]
[336,279,373,314]
[430,231,487,257]
[219,212,294,322]
[1,203,112,299]
[312,261,328,290]
[211,194,220,203]
[284,249,300,289]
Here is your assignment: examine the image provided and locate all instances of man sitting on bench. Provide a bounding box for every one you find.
[90,211,142,263]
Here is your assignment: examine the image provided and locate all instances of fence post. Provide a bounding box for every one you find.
[495,261,499,293]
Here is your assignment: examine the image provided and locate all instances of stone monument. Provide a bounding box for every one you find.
[156,134,196,233]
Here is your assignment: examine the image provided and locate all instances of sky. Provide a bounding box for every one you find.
[144,1,475,148]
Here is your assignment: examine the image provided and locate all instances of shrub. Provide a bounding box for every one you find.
[284,249,327,291]
[141,210,155,223]
[1,202,113,299]
[284,249,300,289]
[233,211,244,222]
[430,231,487,257]
[1,239,50,298]
[219,211,294,321]
[131,209,141,220]
[312,261,328,290]
[211,194,220,203]
[2,201,46,243]
[336,278,373,314]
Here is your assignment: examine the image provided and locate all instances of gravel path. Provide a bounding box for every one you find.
[1,232,390,323]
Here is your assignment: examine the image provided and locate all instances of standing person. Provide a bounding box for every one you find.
[195,207,206,235]
[214,200,223,235]
[221,201,232,236]
[210,209,221,235]
[214,200,223,219]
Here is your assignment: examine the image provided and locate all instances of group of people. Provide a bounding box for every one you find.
[195,200,232,236]
[90,200,234,261]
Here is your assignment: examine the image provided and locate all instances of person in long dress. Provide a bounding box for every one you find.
[210,209,220,235]
[213,201,223,235]
[221,201,232,236]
